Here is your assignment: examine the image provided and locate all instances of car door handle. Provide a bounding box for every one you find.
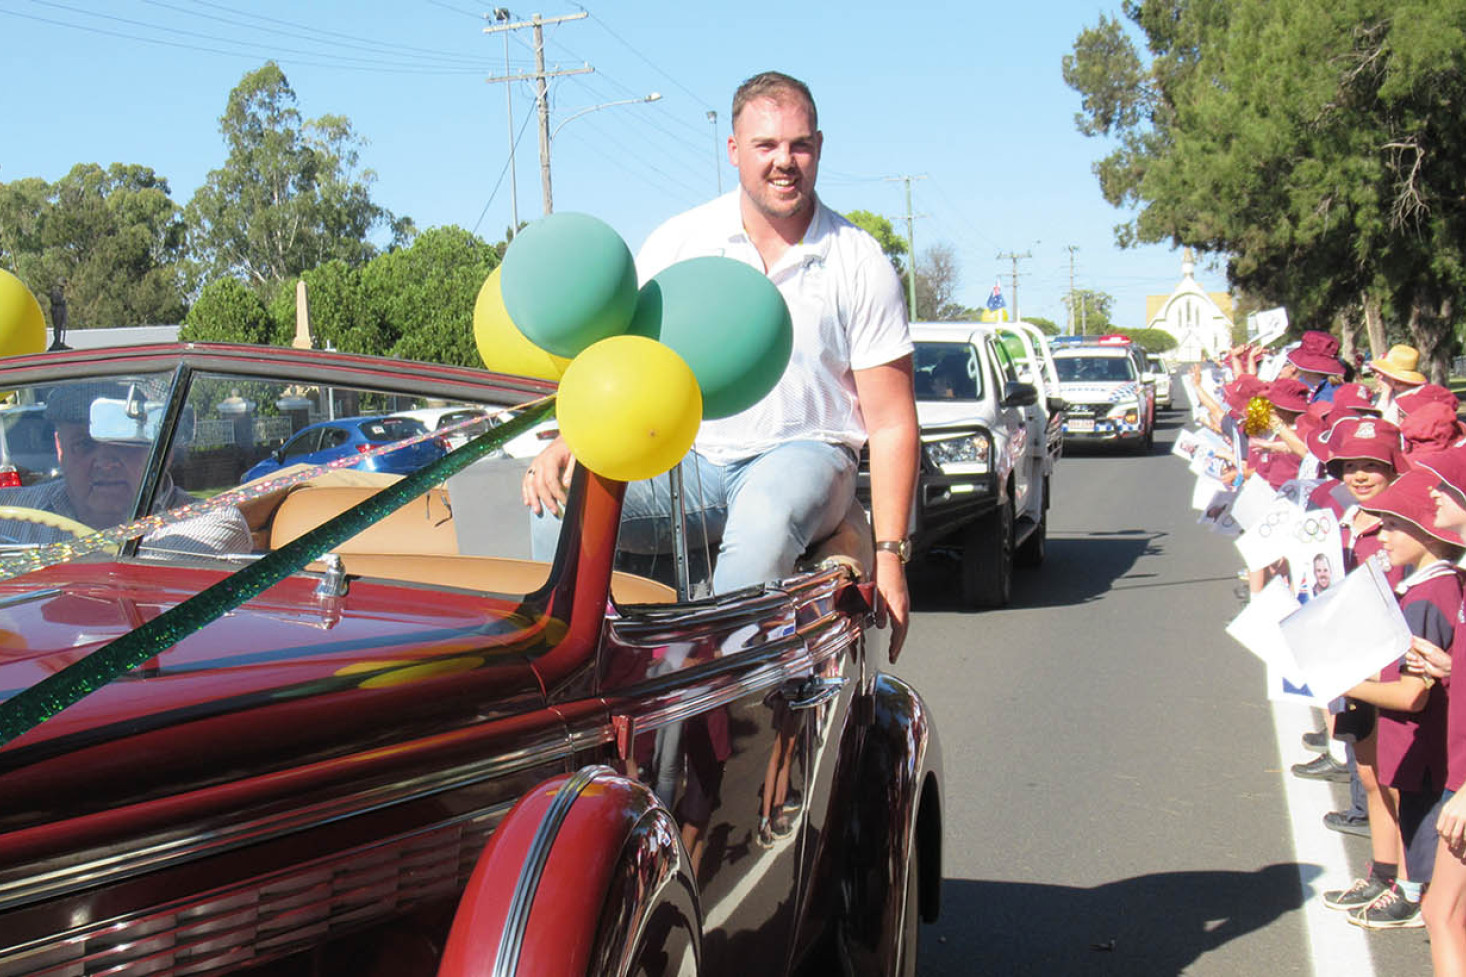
[785,676,848,711]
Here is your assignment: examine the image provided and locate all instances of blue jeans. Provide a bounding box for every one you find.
[530,440,858,594]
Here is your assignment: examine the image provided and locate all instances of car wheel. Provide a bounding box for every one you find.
[1015,506,1046,568]
[960,503,1012,608]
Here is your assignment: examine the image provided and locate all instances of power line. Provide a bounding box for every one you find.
[10,0,490,72]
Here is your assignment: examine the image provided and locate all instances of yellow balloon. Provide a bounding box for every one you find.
[557,335,702,482]
[473,267,571,381]
[0,270,46,359]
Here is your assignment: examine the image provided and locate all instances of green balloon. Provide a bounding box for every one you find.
[499,213,639,359]
[629,256,793,419]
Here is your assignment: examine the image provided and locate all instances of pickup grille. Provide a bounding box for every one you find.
[0,811,499,977]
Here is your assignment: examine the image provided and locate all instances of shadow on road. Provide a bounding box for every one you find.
[919,863,1319,976]
[911,531,1172,612]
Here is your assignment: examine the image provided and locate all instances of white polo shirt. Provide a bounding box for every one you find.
[636,191,911,465]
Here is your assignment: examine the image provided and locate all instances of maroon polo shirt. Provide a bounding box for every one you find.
[1378,567,1461,792]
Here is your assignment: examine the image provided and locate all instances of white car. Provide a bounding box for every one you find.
[390,406,494,450]
[1145,354,1174,410]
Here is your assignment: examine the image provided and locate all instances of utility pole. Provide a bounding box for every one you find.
[884,174,926,320]
[490,9,519,239]
[996,249,1032,322]
[707,111,722,194]
[1065,245,1079,335]
[485,12,592,216]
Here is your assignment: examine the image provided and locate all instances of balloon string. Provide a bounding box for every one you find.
[0,398,551,583]
[0,397,556,748]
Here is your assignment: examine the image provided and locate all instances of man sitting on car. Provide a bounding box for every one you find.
[0,380,252,555]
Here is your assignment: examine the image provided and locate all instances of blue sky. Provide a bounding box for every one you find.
[0,0,1219,328]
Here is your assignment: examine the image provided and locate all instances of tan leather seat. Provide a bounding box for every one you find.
[269,485,457,554]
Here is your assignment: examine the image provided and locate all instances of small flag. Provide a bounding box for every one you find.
[986,282,1006,311]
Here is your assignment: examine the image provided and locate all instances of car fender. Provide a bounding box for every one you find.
[829,672,943,973]
[438,765,701,977]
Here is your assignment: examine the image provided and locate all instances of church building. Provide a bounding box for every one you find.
[1145,249,1235,362]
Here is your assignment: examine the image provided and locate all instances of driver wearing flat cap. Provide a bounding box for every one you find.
[0,380,251,555]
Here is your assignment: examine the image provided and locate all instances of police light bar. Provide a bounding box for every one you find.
[1050,336,1085,346]
[1096,334,1133,346]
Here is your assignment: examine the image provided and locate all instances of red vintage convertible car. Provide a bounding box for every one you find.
[0,343,942,977]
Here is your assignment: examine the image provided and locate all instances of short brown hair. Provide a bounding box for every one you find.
[732,71,818,129]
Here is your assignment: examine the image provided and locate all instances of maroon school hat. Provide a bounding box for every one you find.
[1415,447,1466,504]
[1395,383,1459,420]
[1323,417,1408,478]
[1328,383,1380,417]
[1268,377,1311,414]
[1360,468,1465,546]
[1288,330,1346,376]
[1222,374,1267,413]
[1402,402,1466,456]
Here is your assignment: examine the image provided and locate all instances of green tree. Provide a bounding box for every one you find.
[1063,0,1466,380]
[186,62,408,291]
[1068,288,1116,334]
[363,225,499,366]
[180,277,275,344]
[844,209,908,276]
[1025,316,1060,335]
[0,163,187,331]
[1125,327,1178,353]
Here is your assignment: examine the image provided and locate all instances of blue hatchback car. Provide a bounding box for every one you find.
[242,414,447,483]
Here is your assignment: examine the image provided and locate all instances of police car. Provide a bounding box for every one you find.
[1051,335,1156,452]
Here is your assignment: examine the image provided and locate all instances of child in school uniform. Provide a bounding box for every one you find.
[1408,449,1466,971]
[1324,470,1463,929]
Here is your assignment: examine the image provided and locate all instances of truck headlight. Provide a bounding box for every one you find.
[924,432,992,474]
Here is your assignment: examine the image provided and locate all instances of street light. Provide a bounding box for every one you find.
[543,92,661,214]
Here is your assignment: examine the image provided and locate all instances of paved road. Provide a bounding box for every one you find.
[892,412,1434,976]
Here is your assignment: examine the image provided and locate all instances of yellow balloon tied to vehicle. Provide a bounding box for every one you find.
[0,270,47,359]
[472,267,571,381]
[556,335,702,482]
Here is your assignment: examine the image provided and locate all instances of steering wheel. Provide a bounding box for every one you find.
[0,506,97,540]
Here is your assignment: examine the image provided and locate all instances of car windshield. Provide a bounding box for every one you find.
[913,342,982,401]
[0,370,529,570]
[1055,355,1136,383]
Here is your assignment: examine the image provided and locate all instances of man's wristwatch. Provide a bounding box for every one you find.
[875,539,911,563]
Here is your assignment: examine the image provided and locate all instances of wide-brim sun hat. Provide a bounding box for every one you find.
[1370,344,1428,386]
[1328,383,1380,417]
[1395,383,1458,419]
[1223,374,1267,413]
[1359,468,1465,546]
[1288,329,1346,376]
[1267,376,1311,414]
[1323,417,1408,479]
[1414,446,1466,505]
[1402,401,1466,455]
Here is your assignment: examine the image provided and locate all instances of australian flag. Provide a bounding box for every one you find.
[986,282,1006,311]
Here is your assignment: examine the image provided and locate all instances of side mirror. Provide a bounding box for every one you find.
[1002,381,1039,408]
[1046,396,1066,414]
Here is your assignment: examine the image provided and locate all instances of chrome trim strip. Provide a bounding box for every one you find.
[0,588,61,609]
[494,764,611,977]
[0,726,574,913]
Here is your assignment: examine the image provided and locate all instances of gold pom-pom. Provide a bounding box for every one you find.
[1243,396,1273,436]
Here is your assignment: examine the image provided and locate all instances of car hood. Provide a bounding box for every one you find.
[915,400,1000,427]
[0,560,553,831]
[1058,381,1140,404]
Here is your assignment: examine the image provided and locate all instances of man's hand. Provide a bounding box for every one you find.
[876,549,910,663]
[521,437,575,518]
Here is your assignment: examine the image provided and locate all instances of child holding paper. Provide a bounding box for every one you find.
[1326,470,1463,929]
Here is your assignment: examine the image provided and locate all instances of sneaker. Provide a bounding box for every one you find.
[1302,729,1330,753]
[1323,875,1390,911]
[1322,811,1371,838]
[1348,884,1424,929]
[1291,754,1350,783]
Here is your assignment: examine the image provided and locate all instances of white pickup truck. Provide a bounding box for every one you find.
[861,320,1064,608]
